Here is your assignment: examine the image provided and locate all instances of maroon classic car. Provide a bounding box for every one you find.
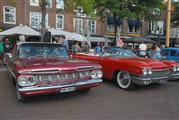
[71,47,179,90]
[5,42,102,102]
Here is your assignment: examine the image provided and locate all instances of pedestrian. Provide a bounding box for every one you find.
[95,42,102,54]
[61,35,69,50]
[0,36,4,64]
[83,42,90,53]
[3,37,12,53]
[57,36,63,44]
[116,37,124,47]
[139,41,147,57]
[72,41,81,53]
[150,44,161,58]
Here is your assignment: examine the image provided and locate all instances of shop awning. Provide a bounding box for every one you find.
[48,28,87,42]
[124,37,156,43]
[128,20,142,26]
[107,16,123,25]
[0,25,40,36]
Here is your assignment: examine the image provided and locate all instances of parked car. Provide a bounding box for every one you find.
[148,50,179,80]
[160,48,179,62]
[5,42,103,102]
[71,47,179,90]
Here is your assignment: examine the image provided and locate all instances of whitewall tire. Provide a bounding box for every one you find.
[116,71,133,90]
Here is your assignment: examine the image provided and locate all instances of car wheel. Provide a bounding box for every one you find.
[78,88,91,94]
[116,71,133,90]
[16,85,27,102]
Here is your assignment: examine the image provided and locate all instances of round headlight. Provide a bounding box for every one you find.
[91,71,97,79]
[96,71,103,78]
[143,69,148,76]
[177,67,179,71]
[143,71,147,75]
[27,77,37,84]
[18,77,28,86]
[148,70,152,75]
[91,70,103,79]
[18,76,37,86]
[172,66,177,72]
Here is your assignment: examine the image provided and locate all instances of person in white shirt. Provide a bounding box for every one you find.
[139,41,147,57]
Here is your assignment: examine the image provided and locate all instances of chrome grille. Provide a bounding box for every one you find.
[35,71,91,84]
[151,69,170,78]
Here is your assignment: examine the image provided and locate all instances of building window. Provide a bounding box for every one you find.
[56,14,64,29]
[30,12,48,29]
[3,6,16,24]
[128,25,140,33]
[30,0,39,6]
[87,20,96,34]
[150,21,164,35]
[56,0,64,9]
[46,0,52,8]
[73,18,83,33]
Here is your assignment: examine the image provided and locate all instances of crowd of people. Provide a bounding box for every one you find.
[52,35,104,54]
[0,34,163,65]
[134,41,161,58]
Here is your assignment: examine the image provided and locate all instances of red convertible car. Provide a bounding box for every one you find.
[71,47,179,90]
[5,42,103,102]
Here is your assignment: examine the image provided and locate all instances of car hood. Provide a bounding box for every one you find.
[14,57,100,73]
[115,57,168,69]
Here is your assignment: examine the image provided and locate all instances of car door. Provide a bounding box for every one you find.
[169,49,179,62]
[161,49,170,60]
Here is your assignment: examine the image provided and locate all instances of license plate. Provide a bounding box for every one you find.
[60,87,75,93]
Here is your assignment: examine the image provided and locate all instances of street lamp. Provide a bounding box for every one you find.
[166,0,172,47]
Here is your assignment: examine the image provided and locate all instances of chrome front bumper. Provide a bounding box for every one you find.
[131,76,168,85]
[18,79,103,92]
[169,73,179,80]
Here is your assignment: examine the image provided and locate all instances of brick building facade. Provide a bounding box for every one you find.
[0,0,106,36]
[0,0,167,44]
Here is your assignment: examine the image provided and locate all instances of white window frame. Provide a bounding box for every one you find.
[30,12,48,29]
[150,21,164,35]
[3,6,16,24]
[56,0,64,9]
[30,0,39,6]
[73,18,84,33]
[87,20,96,34]
[56,14,64,29]
[46,0,52,8]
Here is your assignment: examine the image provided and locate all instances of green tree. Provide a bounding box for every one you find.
[171,2,179,26]
[93,0,165,45]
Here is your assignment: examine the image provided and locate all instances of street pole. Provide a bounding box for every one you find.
[166,0,171,48]
[105,16,108,47]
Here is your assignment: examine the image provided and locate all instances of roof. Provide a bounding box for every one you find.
[162,47,179,50]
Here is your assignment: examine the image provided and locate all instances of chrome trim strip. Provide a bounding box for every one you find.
[76,66,96,71]
[171,73,179,76]
[152,69,170,71]
[18,79,102,92]
[19,68,61,74]
[131,76,168,81]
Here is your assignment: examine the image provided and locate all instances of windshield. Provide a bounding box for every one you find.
[19,43,69,58]
[103,47,137,58]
